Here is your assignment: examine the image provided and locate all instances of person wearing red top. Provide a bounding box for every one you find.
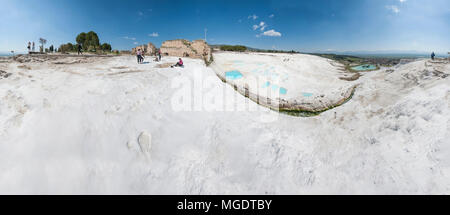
[172,58,184,68]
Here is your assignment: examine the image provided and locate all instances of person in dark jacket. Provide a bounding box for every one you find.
[78,44,83,55]
[431,52,436,60]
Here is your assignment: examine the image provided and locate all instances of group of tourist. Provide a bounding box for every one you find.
[136,49,145,64]
[27,42,35,53]
[136,48,162,64]
[136,49,182,67]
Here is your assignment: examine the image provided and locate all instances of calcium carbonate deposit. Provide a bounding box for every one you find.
[0,53,449,194]
[211,52,357,113]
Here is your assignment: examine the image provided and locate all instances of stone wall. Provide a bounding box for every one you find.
[130,39,212,64]
[147,42,156,55]
[191,40,212,64]
[160,39,212,63]
[131,42,157,55]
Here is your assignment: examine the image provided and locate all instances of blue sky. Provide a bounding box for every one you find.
[0,0,449,54]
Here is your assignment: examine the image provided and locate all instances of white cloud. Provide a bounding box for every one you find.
[259,22,267,31]
[148,32,159,37]
[253,22,268,31]
[269,14,274,18]
[248,14,258,20]
[256,29,282,37]
[262,29,282,37]
[133,42,139,45]
[123,36,136,40]
[399,0,407,3]
[138,11,144,16]
[386,5,400,13]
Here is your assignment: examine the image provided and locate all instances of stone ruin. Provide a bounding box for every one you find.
[160,39,212,64]
[131,42,157,55]
[131,39,213,65]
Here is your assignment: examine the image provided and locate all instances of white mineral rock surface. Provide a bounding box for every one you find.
[0,54,449,194]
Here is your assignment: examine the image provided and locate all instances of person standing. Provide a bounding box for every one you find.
[77,44,83,55]
[27,42,31,53]
[32,42,35,52]
[431,52,436,60]
[137,49,143,64]
[158,49,161,61]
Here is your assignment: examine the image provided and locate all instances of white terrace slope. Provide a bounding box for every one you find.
[211,52,357,113]
[0,54,449,194]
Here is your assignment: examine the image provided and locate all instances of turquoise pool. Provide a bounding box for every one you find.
[352,64,377,71]
[262,82,288,95]
[225,70,243,80]
[302,93,313,97]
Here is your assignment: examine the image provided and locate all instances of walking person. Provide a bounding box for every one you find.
[27,42,31,53]
[77,44,83,55]
[32,42,35,52]
[431,52,435,60]
[158,49,161,61]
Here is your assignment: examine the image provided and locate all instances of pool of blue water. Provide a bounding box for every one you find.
[302,93,313,97]
[352,64,377,71]
[262,82,287,95]
[225,70,243,80]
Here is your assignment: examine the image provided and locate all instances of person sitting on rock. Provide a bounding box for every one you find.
[171,58,184,68]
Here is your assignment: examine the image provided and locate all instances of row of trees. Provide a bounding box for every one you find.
[257,49,299,54]
[59,31,112,53]
[220,45,247,52]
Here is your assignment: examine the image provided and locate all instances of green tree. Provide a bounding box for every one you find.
[85,31,100,51]
[76,32,87,49]
[59,43,74,53]
[101,43,112,52]
[220,45,247,52]
[73,31,111,53]
[67,43,74,51]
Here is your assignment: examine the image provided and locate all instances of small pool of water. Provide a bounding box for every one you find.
[225,70,243,80]
[302,93,313,97]
[262,82,288,95]
[352,64,377,71]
